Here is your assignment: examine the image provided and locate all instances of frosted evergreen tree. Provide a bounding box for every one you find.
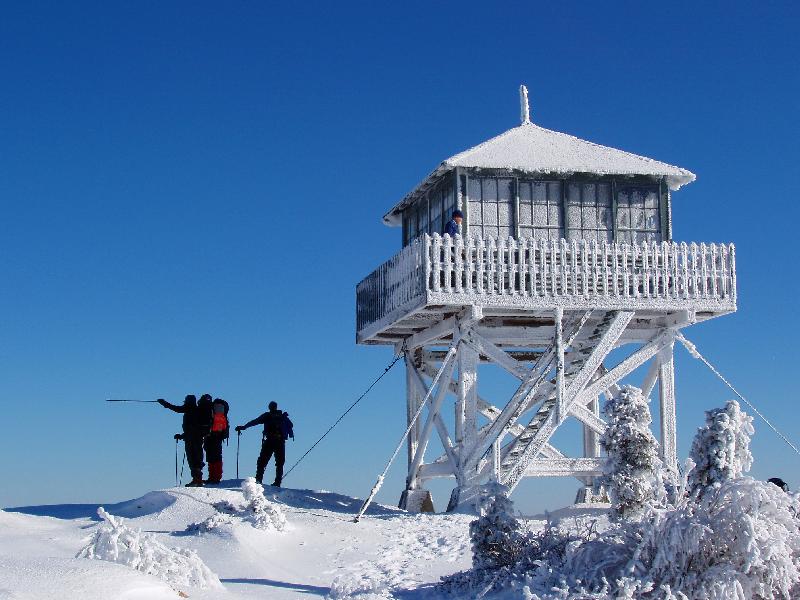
[469,482,526,570]
[598,385,664,521]
[688,399,754,495]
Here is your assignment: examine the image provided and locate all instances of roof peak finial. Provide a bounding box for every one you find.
[519,84,531,125]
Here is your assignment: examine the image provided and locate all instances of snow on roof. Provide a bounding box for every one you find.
[383,121,696,226]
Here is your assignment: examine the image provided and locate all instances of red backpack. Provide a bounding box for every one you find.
[210,399,230,439]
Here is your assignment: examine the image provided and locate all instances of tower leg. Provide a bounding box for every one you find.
[448,343,481,512]
[575,394,603,503]
[400,351,427,511]
[405,352,422,482]
[658,342,678,474]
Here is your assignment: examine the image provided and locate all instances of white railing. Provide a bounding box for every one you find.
[426,234,736,303]
[356,238,427,334]
[357,234,737,339]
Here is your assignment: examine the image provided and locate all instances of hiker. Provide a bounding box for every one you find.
[204,397,230,484]
[157,394,213,487]
[235,401,294,487]
[768,477,789,492]
[444,209,463,237]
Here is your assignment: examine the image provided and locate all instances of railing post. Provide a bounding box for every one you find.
[477,237,485,295]
[700,242,709,298]
[498,237,507,295]
[518,238,528,295]
[729,243,737,305]
[454,234,464,294]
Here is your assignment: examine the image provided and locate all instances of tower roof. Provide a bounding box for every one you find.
[383,100,696,225]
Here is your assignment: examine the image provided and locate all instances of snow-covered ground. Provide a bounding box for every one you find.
[1,481,492,599]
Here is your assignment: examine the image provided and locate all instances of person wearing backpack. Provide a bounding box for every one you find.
[157,394,210,487]
[235,401,294,487]
[204,397,230,484]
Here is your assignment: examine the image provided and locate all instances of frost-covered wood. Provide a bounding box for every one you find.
[357,235,736,343]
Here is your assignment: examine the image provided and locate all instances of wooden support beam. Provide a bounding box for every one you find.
[503,311,634,492]
[524,458,605,477]
[570,402,606,437]
[461,311,593,472]
[581,396,602,459]
[658,340,678,473]
[642,352,661,400]
[555,307,565,422]
[463,330,530,380]
[458,343,479,468]
[408,362,460,479]
[407,347,458,488]
[404,316,457,350]
[405,355,423,475]
[577,331,672,404]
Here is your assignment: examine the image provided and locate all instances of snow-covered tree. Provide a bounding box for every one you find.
[688,399,754,495]
[241,477,288,531]
[79,507,222,590]
[469,482,526,570]
[598,385,664,521]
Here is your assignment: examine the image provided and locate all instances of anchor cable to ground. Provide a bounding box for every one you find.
[282,344,407,482]
[354,344,458,523]
[676,332,800,458]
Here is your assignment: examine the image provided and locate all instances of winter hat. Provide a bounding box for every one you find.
[768,477,789,492]
[453,209,464,218]
[184,394,197,404]
[269,401,278,410]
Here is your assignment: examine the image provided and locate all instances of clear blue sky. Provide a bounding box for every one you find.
[2,1,799,513]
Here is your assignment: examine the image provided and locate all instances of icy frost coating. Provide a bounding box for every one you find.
[598,385,665,520]
[440,401,800,599]
[241,477,288,531]
[688,399,754,494]
[78,507,222,590]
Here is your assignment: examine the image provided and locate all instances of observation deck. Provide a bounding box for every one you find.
[356,234,736,345]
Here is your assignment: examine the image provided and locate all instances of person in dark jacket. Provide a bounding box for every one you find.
[158,394,213,487]
[768,477,789,492]
[235,401,294,487]
[444,209,463,237]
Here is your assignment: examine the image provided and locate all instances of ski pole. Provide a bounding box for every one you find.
[179,452,186,486]
[175,439,179,486]
[236,430,241,479]
[106,399,159,403]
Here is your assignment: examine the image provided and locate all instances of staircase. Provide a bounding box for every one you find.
[499,311,631,490]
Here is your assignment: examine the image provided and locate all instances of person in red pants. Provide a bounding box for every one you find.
[204,398,229,484]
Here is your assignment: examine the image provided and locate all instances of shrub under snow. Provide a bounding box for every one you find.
[186,477,288,533]
[598,385,665,521]
[78,507,222,590]
[241,477,288,530]
[688,399,754,495]
[441,400,800,599]
[470,483,528,570]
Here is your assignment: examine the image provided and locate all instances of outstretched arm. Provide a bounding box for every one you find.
[158,399,185,413]
[236,413,266,432]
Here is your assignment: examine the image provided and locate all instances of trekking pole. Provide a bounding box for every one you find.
[175,439,179,487]
[106,399,160,403]
[179,452,186,486]
[236,431,242,479]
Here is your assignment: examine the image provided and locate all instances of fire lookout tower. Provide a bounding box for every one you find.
[355,87,736,512]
